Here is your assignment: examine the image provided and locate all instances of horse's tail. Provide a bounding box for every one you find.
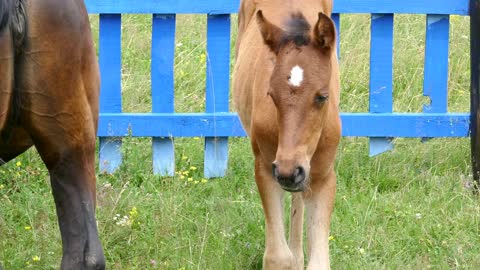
[0,0,27,49]
[0,0,13,32]
[0,0,26,142]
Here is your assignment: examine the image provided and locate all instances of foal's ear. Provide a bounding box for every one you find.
[256,10,283,54]
[314,12,336,51]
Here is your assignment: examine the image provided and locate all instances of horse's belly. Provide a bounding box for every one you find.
[0,29,14,131]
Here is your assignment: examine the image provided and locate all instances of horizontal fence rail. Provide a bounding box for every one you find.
[89,0,473,177]
[85,0,470,15]
[98,113,470,138]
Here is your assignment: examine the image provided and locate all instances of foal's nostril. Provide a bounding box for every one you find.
[293,166,306,184]
[272,163,279,178]
[293,167,301,177]
[272,163,306,187]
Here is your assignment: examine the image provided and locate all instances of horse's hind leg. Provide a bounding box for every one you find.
[24,82,104,269]
[23,73,104,269]
[18,0,105,268]
[46,142,105,270]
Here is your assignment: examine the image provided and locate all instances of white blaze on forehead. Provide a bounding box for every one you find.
[288,65,304,87]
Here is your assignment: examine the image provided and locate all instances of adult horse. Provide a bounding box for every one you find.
[233,0,340,269]
[0,0,105,269]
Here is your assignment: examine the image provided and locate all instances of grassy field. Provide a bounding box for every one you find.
[1,12,479,269]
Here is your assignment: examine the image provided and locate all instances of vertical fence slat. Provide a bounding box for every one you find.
[331,13,340,59]
[423,15,450,114]
[369,14,394,156]
[99,14,123,173]
[471,0,480,190]
[151,14,176,176]
[204,14,231,178]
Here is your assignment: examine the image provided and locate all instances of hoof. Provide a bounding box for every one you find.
[264,252,296,270]
[61,252,105,270]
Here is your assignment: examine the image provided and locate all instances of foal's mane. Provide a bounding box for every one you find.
[0,0,13,31]
[280,12,312,48]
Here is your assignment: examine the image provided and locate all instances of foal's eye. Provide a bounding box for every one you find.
[315,95,329,104]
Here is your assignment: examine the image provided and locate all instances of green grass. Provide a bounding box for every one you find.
[1,13,479,269]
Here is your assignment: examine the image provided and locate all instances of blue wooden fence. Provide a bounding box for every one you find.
[85,0,472,178]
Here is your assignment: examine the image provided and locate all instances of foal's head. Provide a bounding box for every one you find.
[257,10,336,192]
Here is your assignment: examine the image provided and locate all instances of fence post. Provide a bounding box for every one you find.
[369,14,394,156]
[99,14,123,173]
[470,0,480,190]
[151,14,176,176]
[423,15,449,114]
[204,14,231,178]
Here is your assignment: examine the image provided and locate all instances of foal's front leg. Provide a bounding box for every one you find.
[289,193,305,270]
[255,159,296,270]
[304,171,336,270]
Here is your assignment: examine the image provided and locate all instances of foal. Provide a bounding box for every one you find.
[233,0,340,269]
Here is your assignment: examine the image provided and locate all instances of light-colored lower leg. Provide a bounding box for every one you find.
[255,159,295,270]
[289,193,304,270]
[304,172,336,270]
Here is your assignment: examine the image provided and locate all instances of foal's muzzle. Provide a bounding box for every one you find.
[272,162,306,192]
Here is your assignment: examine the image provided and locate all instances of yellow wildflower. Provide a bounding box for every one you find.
[194,181,199,184]
[0,184,4,189]
[25,226,32,230]
[129,207,138,219]
[328,235,335,241]
[190,166,197,171]
[201,179,208,183]
[187,177,193,182]
[32,255,40,262]
[181,156,188,160]
[180,175,185,180]
[16,161,22,167]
